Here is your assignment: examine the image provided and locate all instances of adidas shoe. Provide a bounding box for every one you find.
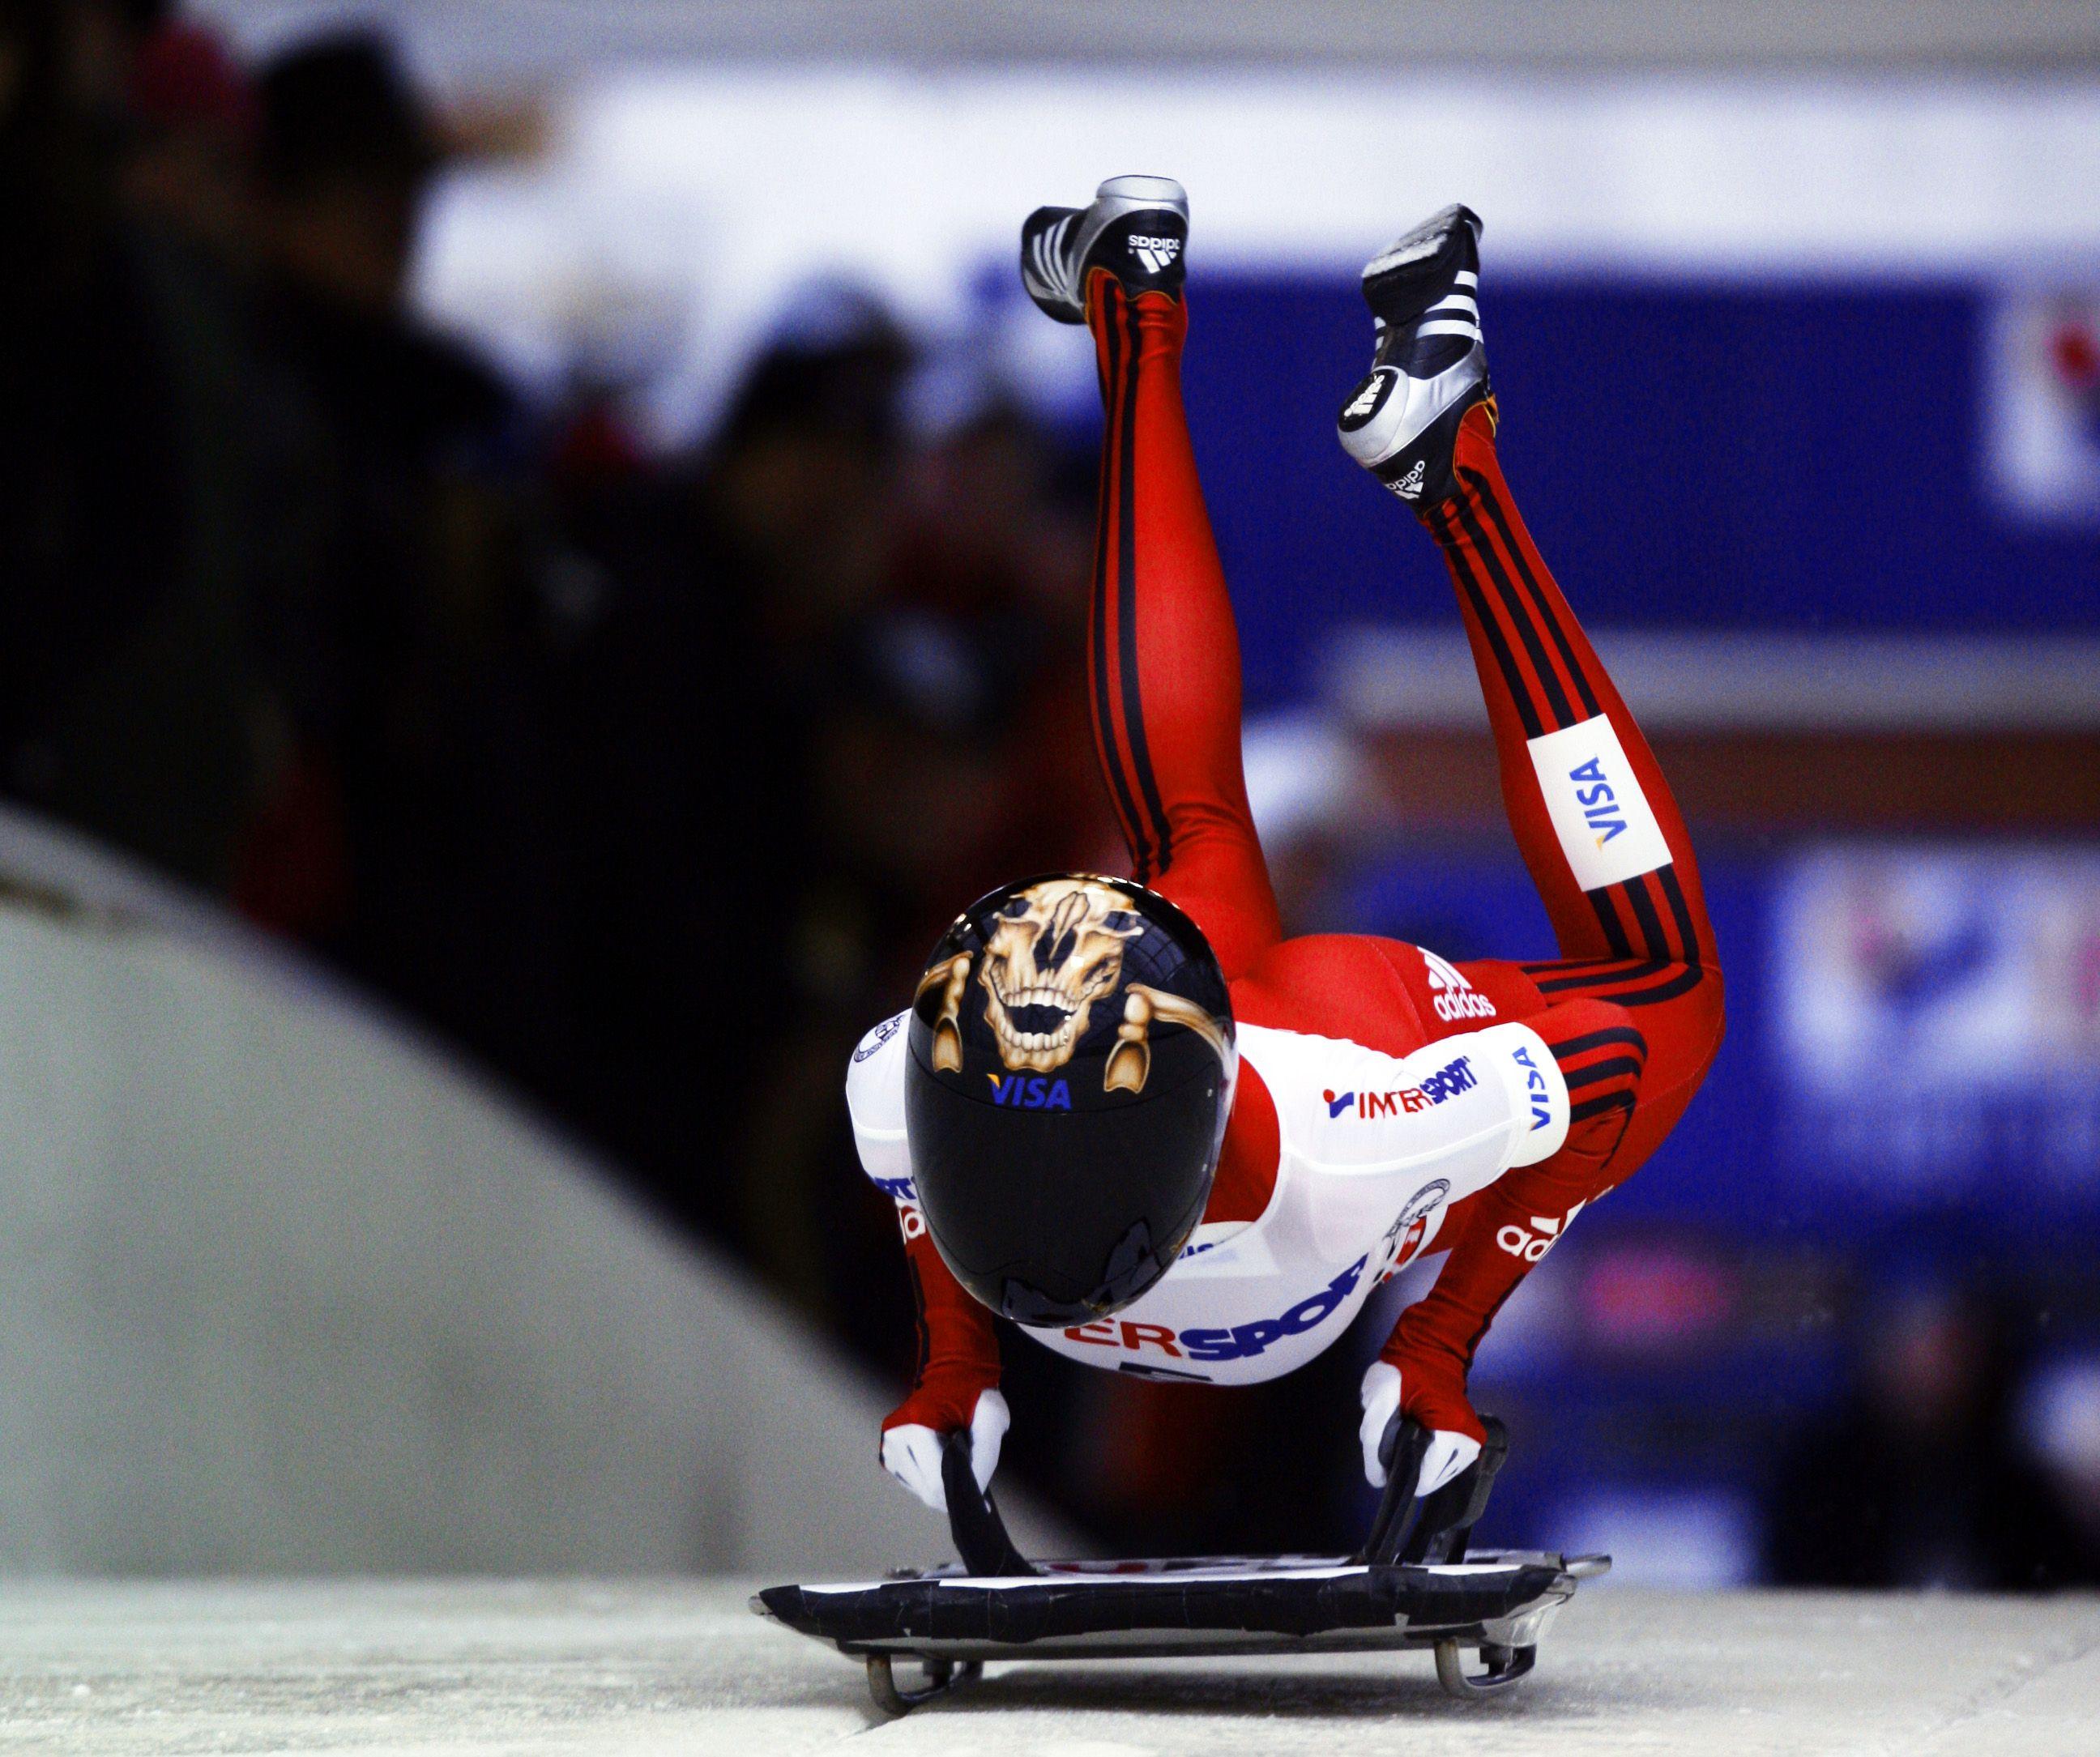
[1336,204,1491,507]
[1020,174,1189,324]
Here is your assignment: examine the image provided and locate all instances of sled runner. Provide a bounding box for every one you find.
[752,1417,1609,1716]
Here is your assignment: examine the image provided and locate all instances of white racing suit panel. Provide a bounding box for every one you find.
[847,1014,1570,1387]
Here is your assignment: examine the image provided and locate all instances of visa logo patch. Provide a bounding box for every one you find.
[1511,1044,1553,1131]
[1567,756,1628,847]
[988,1073,1072,1109]
[1526,714,1673,892]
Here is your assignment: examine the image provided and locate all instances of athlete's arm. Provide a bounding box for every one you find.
[1290,1021,1573,1493]
[1364,995,1633,1471]
[846,1014,1005,1511]
[1086,284,1280,976]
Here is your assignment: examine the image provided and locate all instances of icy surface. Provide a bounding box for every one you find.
[0,1579,2094,1755]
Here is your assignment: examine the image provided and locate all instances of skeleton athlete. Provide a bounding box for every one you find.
[849,180,1725,1512]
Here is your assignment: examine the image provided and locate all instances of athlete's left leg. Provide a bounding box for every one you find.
[1428,413,1722,1222]
[1025,175,1282,977]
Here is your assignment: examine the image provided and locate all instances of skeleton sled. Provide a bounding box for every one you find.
[753,1416,1608,1716]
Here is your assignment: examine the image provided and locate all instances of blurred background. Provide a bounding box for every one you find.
[2,0,2098,1589]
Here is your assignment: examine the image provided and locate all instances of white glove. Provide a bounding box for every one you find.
[881,1389,1010,1514]
[1359,1362,1480,1496]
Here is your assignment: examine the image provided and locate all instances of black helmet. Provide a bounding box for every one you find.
[904,873,1236,1327]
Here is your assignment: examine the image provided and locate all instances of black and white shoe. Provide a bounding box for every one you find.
[1336,204,1490,507]
[1020,174,1189,324]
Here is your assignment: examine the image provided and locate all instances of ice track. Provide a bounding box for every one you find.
[1,1580,2095,1755]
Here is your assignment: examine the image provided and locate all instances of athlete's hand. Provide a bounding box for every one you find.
[881,1388,1010,1514]
[1359,1362,1482,1497]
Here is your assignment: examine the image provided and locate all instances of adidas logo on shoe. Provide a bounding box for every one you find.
[1390,459,1427,501]
[1130,235,1180,276]
[1342,378,1384,420]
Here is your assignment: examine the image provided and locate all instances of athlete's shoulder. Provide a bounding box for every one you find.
[1235,1020,1435,1151]
[845,1010,912,1190]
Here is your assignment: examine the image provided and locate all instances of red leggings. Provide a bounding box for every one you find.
[887,279,1723,1444]
[1084,281,1725,1435]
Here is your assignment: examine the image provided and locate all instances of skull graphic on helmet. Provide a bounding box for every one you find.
[977,877,1146,1073]
[915,875,1231,1096]
[903,871,1237,1325]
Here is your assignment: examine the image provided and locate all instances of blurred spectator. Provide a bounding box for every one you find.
[770,394,1120,1311]
[0,0,305,892]
[533,303,913,1256]
[120,17,254,256]
[251,30,439,314]
[567,310,1125,1303]
[241,30,573,1092]
[1765,1277,2087,1590]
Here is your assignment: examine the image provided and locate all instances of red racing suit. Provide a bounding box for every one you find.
[864,279,1724,1449]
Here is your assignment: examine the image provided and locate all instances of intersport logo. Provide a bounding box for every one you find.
[1323,1054,1477,1122]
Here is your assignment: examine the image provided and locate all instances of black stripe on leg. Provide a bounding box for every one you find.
[1606,964,1707,1007]
[1089,296,1149,871]
[1569,1090,1638,1125]
[1561,1056,1645,1090]
[1449,488,1577,731]
[1620,875,1672,963]
[1521,957,1645,978]
[1114,292,1173,878]
[1436,506,1545,740]
[1549,1026,1650,1063]
[1589,889,1633,958]
[1535,958,1667,995]
[1658,864,1705,968]
[1462,464,1601,721]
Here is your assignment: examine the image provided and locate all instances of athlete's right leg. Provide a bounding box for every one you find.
[1338,211,1724,1396]
[1337,206,1718,996]
[1435,412,1715,977]
[1022,177,1281,976]
[1342,209,1727,1465]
